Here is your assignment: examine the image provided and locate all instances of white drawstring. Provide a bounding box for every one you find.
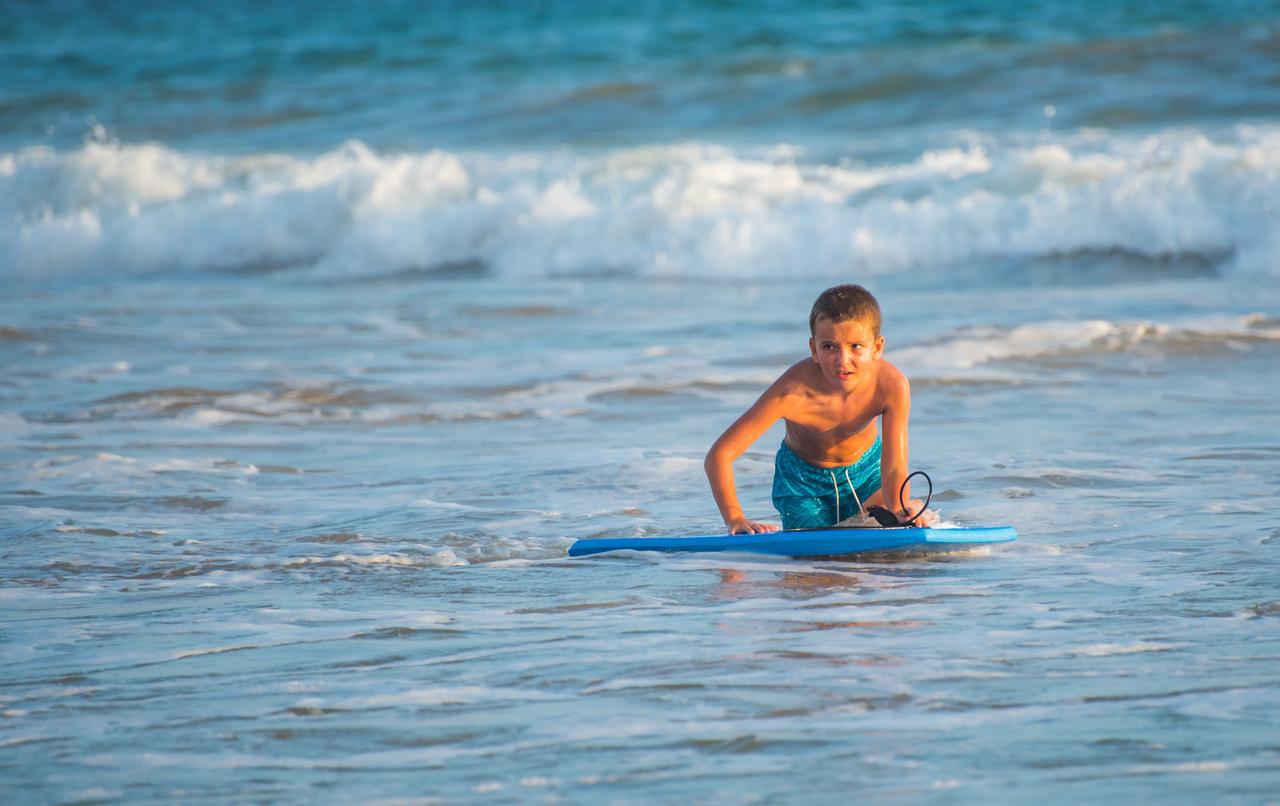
[845,468,864,518]
[830,469,865,524]
[830,471,840,522]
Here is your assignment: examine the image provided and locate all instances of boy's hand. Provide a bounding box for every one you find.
[899,502,939,527]
[726,518,780,535]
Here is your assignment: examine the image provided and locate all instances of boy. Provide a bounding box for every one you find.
[704,284,936,534]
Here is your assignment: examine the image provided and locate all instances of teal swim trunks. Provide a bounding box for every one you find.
[772,437,882,529]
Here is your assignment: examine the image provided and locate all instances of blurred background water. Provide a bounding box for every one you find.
[3,1,1279,802]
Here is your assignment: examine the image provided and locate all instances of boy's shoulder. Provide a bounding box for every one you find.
[771,359,823,394]
[772,358,909,393]
[762,359,909,421]
[877,359,909,393]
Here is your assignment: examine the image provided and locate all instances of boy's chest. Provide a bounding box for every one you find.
[785,394,881,440]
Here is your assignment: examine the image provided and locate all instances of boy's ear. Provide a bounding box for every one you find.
[808,336,818,361]
[874,335,885,358]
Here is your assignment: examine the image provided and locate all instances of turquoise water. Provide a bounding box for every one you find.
[3,1,1280,802]
[6,0,1280,153]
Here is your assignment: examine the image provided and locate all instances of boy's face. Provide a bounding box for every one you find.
[809,316,884,390]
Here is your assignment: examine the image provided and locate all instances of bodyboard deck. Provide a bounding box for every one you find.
[568,525,1016,558]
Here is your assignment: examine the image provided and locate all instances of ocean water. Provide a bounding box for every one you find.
[3,1,1280,802]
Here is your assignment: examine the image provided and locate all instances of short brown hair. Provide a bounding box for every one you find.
[809,284,881,336]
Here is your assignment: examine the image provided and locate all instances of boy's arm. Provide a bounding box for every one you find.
[879,371,919,521]
[705,385,788,534]
[879,369,939,525]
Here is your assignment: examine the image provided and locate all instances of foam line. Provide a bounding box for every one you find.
[5,127,1279,278]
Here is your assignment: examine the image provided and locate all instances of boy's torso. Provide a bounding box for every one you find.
[777,359,891,467]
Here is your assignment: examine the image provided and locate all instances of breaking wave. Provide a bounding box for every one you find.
[5,125,1279,280]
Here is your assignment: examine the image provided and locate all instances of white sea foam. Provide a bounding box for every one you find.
[50,308,1266,433]
[895,313,1280,379]
[4,505,81,521]
[23,452,263,483]
[1125,760,1238,775]
[276,542,559,568]
[347,686,556,708]
[282,553,426,568]
[1071,642,1184,657]
[5,127,1279,279]
[412,498,480,511]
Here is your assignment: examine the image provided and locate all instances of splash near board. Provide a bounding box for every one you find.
[567,525,1016,558]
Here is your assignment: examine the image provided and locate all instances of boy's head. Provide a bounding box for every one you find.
[808,284,881,337]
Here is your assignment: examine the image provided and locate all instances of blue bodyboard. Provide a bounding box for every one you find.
[567,525,1016,558]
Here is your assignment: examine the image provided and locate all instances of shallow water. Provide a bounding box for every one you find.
[4,0,1280,802]
[4,272,1279,802]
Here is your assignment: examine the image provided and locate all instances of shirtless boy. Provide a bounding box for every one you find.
[705,284,936,534]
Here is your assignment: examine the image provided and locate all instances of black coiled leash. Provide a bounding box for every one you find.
[865,470,932,527]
